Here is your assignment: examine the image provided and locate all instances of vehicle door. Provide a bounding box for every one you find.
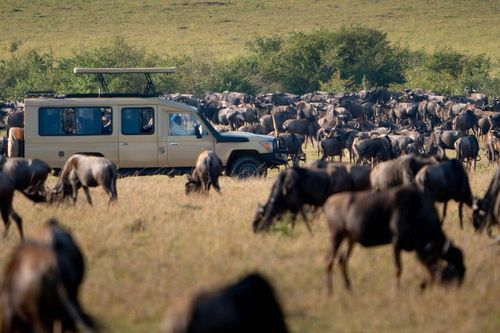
[165,112,215,167]
[118,106,158,168]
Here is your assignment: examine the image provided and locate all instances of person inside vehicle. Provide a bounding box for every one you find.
[170,114,196,136]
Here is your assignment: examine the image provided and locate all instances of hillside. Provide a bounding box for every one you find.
[0,0,499,72]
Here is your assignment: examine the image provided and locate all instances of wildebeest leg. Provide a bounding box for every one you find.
[82,186,93,206]
[213,179,222,195]
[393,245,402,289]
[458,202,464,229]
[299,209,312,234]
[71,183,79,206]
[442,202,448,223]
[326,233,344,295]
[339,239,354,290]
[1,206,11,238]
[10,209,23,239]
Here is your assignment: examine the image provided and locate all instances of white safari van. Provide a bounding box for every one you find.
[20,68,287,177]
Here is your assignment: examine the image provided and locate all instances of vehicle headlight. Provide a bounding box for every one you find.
[259,141,273,152]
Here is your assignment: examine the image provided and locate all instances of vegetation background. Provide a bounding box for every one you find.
[0,0,499,98]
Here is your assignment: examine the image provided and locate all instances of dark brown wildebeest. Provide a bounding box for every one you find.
[51,154,117,206]
[453,109,478,135]
[1,218,97,333]
[185,150,223,195]
[0,156,50,202]
[252,167,358,233]
[164,273,288,333]
[307,161,371,191]
[428,130,464,153]
[323,186,465,294]
[472,167,500,235]
[0,172,23,239]
[415,159,473,228]
[454,135,480,171]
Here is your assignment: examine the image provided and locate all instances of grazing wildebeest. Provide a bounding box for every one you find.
[51,154,117,206]
[415,159,473,228]
[454,135,480,171]
[0,156,50,202]
[163,273,288,333]
[370,154,437,191]
[323,186,465,294]
[0,172,23,239]
[185,150,223,195]
[472,167,500,235]
[252,167,353,233]
[1,218,97,333]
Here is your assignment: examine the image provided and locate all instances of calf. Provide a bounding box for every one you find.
[1,219,97,333]
[472,167,500,235]
[323,186,465,294]
[415,159,473,228]
[164,273,288,333]
[185,150,223,195]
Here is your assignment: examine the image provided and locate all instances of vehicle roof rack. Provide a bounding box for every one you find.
[73,67,176,97]
[25,90,62,98]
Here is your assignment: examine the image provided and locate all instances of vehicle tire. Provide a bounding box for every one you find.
[230,156,265,179]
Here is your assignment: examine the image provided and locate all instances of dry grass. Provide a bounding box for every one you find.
[0,0,499,73]
[1,152,499,332]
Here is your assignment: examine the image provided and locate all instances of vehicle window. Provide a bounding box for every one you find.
[39,107,112,136]
[169,113,202,136]
[121,107,155,135]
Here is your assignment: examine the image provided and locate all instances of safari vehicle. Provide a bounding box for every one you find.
[18,68,288,177]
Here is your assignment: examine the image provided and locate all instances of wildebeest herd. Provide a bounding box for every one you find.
[0,87,499,332]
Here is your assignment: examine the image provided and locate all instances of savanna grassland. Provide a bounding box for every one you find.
[0,0,499,71]
[1,148,499,333]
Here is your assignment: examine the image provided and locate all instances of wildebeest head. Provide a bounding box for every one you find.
[472,198,487,232]
[185,174,202,195]
[252,203,266,233]
[440,240,465,285]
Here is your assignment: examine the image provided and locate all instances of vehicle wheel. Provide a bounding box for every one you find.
[230,156,265,179]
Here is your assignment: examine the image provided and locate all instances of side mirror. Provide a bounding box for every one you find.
[194,124,202,139]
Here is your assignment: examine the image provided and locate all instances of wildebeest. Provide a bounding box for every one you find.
[307,161,371,191]
[370,154,436,191]
[0,156,50,202]
[253,167,353,232]
[352,136,393,165]
[472,167,500,235]
[428,130,465,152]
[1,218,97,333]
[415,159,473,228]
[454,135,480,171]
[453,109,478,135]
[185,150,223,195]
[323,186,465,294]
[51,154,117,206]
[163,273,288,333]
[0,172,23,239]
